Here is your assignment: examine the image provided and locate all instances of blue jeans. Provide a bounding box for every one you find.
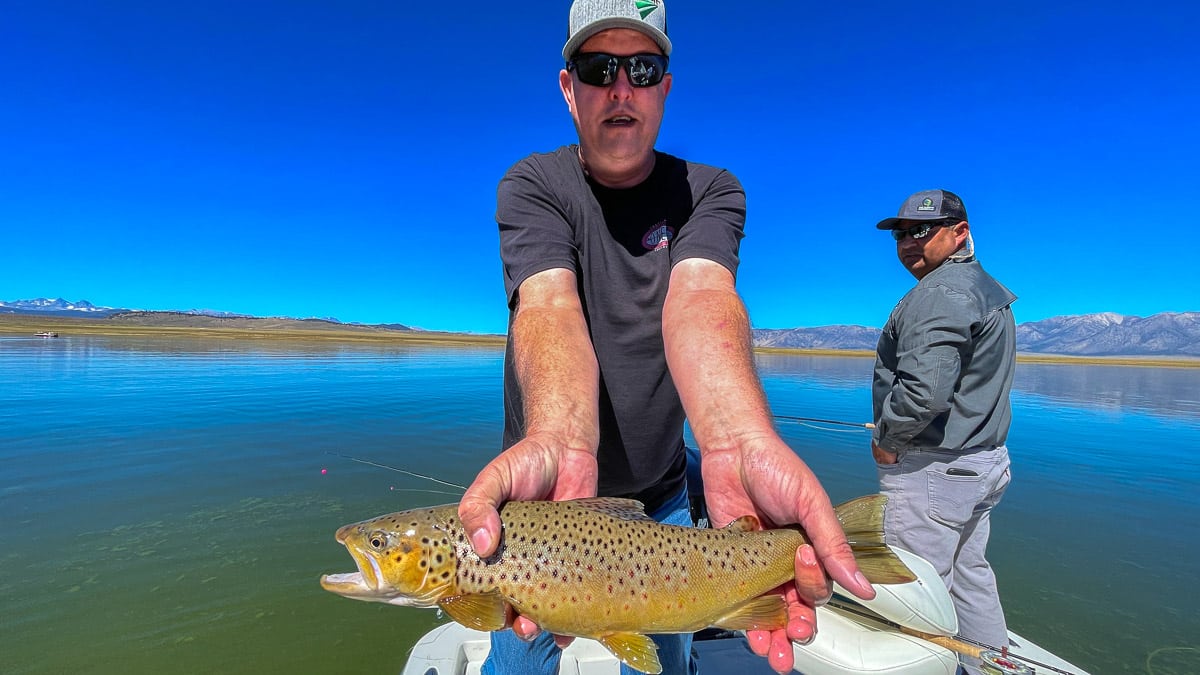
[481,485,698,675]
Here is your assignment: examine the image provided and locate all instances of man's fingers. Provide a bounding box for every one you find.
[767,628,795,674]
[783,584,817,645]
[822,553,876,601]
[513,615,575,650]
[552,634,576,649]
[458,456,518,558]
[457,492,503,557]
[796,496,874,601]
[513,615,541,641]
[791,544,832,607]
[745,629,771,657]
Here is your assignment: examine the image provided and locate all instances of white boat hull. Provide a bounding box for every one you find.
[399,620,1087,675]
[397,539,1085,674]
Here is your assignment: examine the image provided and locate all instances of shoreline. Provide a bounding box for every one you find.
[744,346,1200,369]
[0,314,507,348]
[4,314,1198,368]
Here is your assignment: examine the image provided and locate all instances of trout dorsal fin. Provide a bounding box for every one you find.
[437,590,508,631]
[834,494,918,585]
[722,515,760,533]
[710,594,787,631]
[598,632,662,674]
[566,497,655,522]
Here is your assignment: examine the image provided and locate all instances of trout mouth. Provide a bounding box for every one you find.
[320,517,450,608]
[319,530,441,607]
[320,556,384,599]
[319,570,371,596]
[320,525,385,600]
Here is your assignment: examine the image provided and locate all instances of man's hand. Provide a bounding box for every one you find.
[456,432,598,643]
[872,440,898,465]
[458,433,599,557]
[702,436,876,674]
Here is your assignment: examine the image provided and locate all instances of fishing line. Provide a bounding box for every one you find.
[772,413,878,427]
[824,597,1078,675]
[387,488,466,497]
[785,421,869,434]
[1146,646,1199,675]
[325,451,468,492]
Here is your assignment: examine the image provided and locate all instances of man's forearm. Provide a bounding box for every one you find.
[873,389,935,451]
[511,297,601,454]
[662,268,774,453]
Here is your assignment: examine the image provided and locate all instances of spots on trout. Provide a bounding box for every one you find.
[439,501,794,629]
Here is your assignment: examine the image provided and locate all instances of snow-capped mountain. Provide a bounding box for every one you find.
[0,298,122,316]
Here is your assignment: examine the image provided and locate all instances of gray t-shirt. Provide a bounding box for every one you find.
[497,145,745,512]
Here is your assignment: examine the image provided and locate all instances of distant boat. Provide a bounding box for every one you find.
[34,331,59,338]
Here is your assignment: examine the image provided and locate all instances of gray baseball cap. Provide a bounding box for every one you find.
[563,0,672,61]
[876,189,969,229]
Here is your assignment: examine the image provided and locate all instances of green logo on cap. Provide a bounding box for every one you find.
[635,0,659,20]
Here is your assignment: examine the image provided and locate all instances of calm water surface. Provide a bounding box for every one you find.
[2,336,1197,674]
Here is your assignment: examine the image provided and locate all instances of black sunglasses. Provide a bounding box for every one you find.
[891,221,956,242]
[567,52,669,88]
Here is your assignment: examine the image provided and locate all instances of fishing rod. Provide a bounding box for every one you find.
[325,451,467,491]
[774,414,876,430]
[824,597,1076,675]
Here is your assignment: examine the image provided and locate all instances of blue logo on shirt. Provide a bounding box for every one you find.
[642,221,673,251]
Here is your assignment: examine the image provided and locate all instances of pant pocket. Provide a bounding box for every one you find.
[926,469,985,528]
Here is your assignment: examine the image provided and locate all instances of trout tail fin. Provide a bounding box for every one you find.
[834,494,917,585]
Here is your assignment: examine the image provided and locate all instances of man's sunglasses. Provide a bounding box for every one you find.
[567,52,669,88]
[891,221,957,242]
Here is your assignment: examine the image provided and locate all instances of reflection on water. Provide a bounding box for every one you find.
[1014,361,1200,419]
[758,351,1200,421]
[755,352,873,389]
[1,339,1197,674]
[3,332,501,358]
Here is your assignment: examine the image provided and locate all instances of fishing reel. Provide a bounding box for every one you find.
[979,649,1034,675]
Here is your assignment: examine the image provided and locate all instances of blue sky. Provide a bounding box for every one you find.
[3,1,1197,335]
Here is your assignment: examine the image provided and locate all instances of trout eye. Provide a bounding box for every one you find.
[369,531,387,550]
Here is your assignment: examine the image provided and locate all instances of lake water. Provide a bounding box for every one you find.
[2,336,1197,674]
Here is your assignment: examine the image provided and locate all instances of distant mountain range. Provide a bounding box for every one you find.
[1014,312,1200,357]
[0,298,414,332]
[0,297,121,317]
[3,298,1197,357]
[754,325,882,351]
[754,312,1200,357]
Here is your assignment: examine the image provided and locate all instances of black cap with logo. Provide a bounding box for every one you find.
[876,189,968,229]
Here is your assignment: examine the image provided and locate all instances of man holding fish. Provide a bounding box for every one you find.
[456,0,878,672]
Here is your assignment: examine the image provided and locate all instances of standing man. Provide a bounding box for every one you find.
[459,1,877,673]
[871,189,1016,673]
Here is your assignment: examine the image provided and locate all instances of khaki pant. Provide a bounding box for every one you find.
[877,445,1012,675]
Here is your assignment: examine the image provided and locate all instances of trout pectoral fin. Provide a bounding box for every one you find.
[436,591,508,632]
[834,494,918,585]
[710,595,787,631]
[598,632,661,675]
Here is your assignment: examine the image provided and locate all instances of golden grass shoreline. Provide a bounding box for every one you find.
[0,314,506,348]
[4,314,1198,368]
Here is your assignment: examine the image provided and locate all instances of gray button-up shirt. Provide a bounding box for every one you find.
[872,256,1017,454]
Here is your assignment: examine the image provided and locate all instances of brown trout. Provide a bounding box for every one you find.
[320,494,913,674]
